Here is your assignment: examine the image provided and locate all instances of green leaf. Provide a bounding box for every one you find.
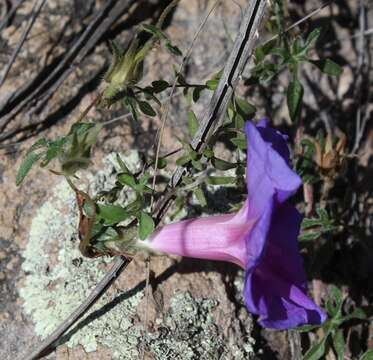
[303,337,327,360]
[142,24,166,39]
[154,157,167,169]
[211,157,236,170]
[207,176,236,185]
[97,204,130,225]
[302,217,323,230]
[332,329,344,360]
[26,138,48,154]
[125,198,143,213]
[138,212,155,240]
[191,159,203,171]
[341,307,367,322]
[194,187,207,207]
[360,349,373,360]
[124,96,138,122]
[203,147,214,159]
[326,286,343,318]
[299,231,322,242]
[118,173,137,188]
[16,152,43,186]
[309,59,343,76]
[94,226,119,243]
[188,110,198,137]
[234,97,256,118]
[304,28,321,50]
[206,79,218,90]
[192,86,204,102]
[116,154,131,173]
[255,46,266,62]
[254,39,276,62]
[41,137,66,166]
[165,42,182,56]
[287,78,303,121]
[176,154,191,166]
[138,101,156,117]
[230,135,247,150]
[151,80,169,93]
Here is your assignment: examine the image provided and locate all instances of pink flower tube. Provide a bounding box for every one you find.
[138,120,326,329]
[140,204,254,268]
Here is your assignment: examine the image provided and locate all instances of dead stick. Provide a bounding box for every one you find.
[0,0,26,32]
[23,1,267,359]
[0,0,47,89]
[0,0,122,132]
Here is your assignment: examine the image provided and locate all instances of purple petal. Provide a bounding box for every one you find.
[244,121,301,207]
[243,120,325,329]
[243,121,302,264]
[244,204,326,329]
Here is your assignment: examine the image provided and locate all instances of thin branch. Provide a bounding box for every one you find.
[0,0,47,89]
[288,330,302,360]
[324,27,373,48]
[352,0,368,154]
[0,0,26,33]
[268,0,334,43]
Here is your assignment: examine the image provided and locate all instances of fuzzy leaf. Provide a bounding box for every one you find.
[360,350,373,360]
[138,101,156,117]
[16,152,43,186]
[207,176,236,185]
[206,79,218,90]
[97,204,130,225]
[192,86,204,102]
[138,212,155,240]
[212,157,236,170]
[235,97,256,118]
[194,187,207,207]
[188,110,198,137]
[299,231,322,242]
[142,24,167,39]
[303,337,327,360]
[165,42,182,56]
[41,137,66,166]
[151,80,170,93]
[26,138,48,154]
[287,78,303,121]
[116,154,131,173]
[230,135,247,150]
[118,173,137,188]
[309,59,343,76]
[304,28,321,50]
[332,329,344,360]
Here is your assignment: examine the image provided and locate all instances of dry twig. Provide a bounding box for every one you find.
[0,0,47,89]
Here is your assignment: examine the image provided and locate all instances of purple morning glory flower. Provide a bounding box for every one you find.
[138,120,327,329]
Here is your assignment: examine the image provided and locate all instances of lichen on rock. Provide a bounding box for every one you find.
[20,178,144,358]
[145,291,253,360]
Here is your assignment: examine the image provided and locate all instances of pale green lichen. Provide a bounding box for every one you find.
[20,179,144,358]
[20,151,255,359]
[145,291,254,359]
